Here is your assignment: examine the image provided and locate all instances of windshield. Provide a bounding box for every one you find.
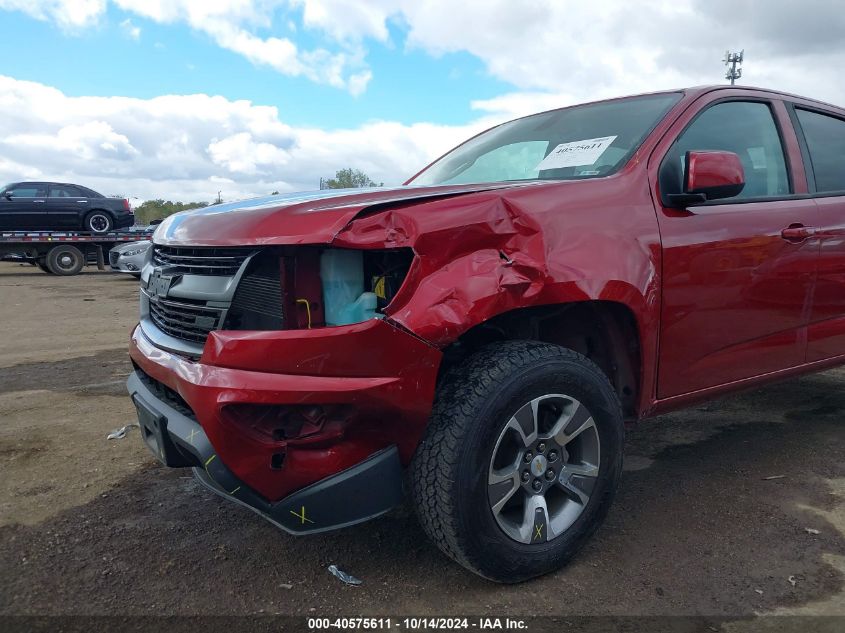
[409,93,681,186]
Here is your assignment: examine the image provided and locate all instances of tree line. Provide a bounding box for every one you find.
[133,168,381,225]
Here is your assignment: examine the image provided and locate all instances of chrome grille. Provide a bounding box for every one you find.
[152,245,254,276]
[147,296,224,344]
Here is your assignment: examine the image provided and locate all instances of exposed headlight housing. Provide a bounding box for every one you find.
[222,247,414,331]
[317,248,415,327]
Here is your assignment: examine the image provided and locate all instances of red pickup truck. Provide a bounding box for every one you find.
[127,85,845,583]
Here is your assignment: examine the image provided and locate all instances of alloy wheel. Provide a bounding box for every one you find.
[89,214,110,233]
[488,394,601,544]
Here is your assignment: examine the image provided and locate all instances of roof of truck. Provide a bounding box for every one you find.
[681,84,844,113]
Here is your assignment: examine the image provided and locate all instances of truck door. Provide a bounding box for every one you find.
[653,97,819,398]
[789,105,845,362]
[47,184,89,230]
[0,183,49,230]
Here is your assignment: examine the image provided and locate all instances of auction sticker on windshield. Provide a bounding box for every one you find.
[535,135,617,170]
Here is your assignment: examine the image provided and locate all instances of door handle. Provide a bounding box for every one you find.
[781,224,817,242]
[33,200,45,203]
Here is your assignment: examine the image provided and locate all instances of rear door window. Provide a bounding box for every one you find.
[794,108,845,193]
[49,185,85,198]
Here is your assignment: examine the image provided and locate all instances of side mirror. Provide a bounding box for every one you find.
[668,150,745,206]
[3,192,12,200]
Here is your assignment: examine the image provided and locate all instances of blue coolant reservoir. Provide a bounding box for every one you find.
[321,250,379,326]
[338,292,379,325]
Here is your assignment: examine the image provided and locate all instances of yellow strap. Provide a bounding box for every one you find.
[296,299,312,329]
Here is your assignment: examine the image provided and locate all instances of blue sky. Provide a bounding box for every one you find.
[0,6,512,129]
[0,1,841,202]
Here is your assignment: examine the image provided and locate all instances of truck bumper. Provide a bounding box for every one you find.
[127,318,441,509]
[128,370,403,534]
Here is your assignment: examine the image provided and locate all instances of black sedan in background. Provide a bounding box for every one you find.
[0,182,134,233]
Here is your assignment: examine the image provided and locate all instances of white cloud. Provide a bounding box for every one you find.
[5,1,845,104]
[9,120,139,161]
[0,75,491,202]
[290,0,845,107]
[1,0,372,94]
[121,1,374,94]
[0,0,105,29]
[208,132,291,175]
[0,156,42,181]
[119,17,140,40]
[4,1,845,204]
[293,0,395,42]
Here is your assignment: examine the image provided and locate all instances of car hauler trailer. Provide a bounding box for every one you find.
[0,230,152,275]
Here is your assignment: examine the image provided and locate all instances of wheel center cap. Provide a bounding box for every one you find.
[530,454,548,477]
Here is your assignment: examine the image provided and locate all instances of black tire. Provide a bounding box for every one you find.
[46,245,85,276]
[410,341,624,583]
[83,211,113,234]
[36,259,53,274]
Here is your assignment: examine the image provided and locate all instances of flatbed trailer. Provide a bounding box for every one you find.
[0,230,152,275]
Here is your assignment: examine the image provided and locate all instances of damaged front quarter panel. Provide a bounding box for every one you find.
[332,179,662,355]
[333,192,549,344]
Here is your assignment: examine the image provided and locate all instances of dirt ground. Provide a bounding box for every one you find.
[0,264,843,625]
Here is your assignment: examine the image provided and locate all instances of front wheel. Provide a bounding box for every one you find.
[410,341,624,583]
[84,211,113,234]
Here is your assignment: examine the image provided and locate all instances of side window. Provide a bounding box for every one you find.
[49,185,83,198]
[795,108,845,193]
[671,101,790,199]
[7,185,47,198]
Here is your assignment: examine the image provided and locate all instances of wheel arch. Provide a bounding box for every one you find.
[437,300,643,421]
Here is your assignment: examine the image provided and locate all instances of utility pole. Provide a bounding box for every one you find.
[723,50,744,85]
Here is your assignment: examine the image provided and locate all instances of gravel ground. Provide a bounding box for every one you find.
[0,264,843,627]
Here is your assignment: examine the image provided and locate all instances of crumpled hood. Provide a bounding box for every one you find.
[153,182,539,246]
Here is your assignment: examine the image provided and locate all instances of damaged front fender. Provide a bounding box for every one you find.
[333,180,661,350]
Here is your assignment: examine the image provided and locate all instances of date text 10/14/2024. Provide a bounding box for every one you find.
[307,617,529,630]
